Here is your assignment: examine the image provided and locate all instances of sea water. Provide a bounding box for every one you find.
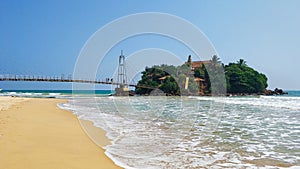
[0,90,114,98]
[59,92,300,169]
[2,90,299,168]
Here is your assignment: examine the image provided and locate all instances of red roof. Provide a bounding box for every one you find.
[194,77,205,82]
[185,60,211,69]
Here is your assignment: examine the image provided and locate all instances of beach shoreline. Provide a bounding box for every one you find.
[0,96,122,169]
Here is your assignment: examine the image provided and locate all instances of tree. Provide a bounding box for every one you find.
[194,67,205,79]
[206,55,226,95]
[135,64,180,95]
[225,59,267,94]
[135,58,268,96]
[211,55,222,65]
[159,76,180,95]
[237,59,247,67]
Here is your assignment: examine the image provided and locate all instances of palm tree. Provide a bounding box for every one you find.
[237,59,247,67]
[211,55,221,65]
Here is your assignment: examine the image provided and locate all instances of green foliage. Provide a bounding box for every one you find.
[211,55,222,64]
[135,64,199,96]
[237,59,247,67]
[225,61,268,94]
[206,56,226,95]
[194,67,205,79]
[135,56,268,95]
[159,76,180,95]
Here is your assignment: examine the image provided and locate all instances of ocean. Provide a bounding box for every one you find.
[1,90,300,168]
[0,90,114,98]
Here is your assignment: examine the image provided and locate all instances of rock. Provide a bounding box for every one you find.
[263,89,274,95]
[274,88,288,95]
[263,88,288,95]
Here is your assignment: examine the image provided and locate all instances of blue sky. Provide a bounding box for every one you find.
[0,0,299,90]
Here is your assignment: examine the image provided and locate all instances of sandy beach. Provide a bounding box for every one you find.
[0,96,122,169]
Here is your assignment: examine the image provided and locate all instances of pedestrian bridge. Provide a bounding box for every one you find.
[0,74,155,90]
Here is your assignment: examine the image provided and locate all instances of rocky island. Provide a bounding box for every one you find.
[135,55,287,96]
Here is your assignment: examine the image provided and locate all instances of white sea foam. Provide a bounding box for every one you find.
[0,91,66,98]
[59,95,300,169]
[212,96,300,110]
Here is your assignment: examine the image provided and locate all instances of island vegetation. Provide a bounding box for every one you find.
[135,55,275,96]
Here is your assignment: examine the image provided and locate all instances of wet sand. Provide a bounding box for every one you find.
[0,96,122,169]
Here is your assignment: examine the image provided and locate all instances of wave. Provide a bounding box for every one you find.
[0,91,63,98]
[58,96,300,169]
[189,95,300,110]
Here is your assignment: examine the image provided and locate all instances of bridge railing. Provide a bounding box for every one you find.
[0,74,160,90]
[0,74,137,87]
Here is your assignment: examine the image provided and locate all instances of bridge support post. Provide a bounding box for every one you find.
[115,50,131,96]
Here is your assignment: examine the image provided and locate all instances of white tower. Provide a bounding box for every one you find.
[117,50,127,88]
[115,50,130,96]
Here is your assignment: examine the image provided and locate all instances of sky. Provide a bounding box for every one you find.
[0,0,299,90]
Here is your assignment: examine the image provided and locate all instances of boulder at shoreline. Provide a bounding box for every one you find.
[264,88,288,96]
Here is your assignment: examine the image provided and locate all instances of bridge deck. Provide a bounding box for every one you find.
[0,75,156,89]
[0,76,135,87]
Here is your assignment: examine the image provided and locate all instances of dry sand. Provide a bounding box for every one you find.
[0,96,122,169]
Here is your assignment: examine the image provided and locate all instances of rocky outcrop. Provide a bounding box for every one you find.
[264,88,288,95]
